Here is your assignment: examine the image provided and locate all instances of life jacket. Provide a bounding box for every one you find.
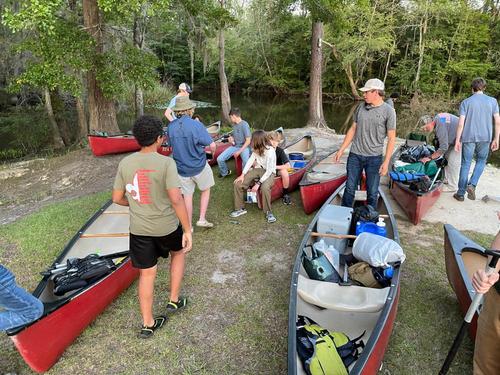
[296,315,365,375]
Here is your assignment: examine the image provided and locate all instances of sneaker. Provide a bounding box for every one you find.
[453,193,464,202]
[196,219,214,228]
[138,315,167,339]
[219,170,232,178]
[266,211,277,223]
[166,297,188,313]
[230,208,247,218]
[282,194,292,205]
[466,185,476,200]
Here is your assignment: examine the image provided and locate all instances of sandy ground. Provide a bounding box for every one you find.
[1,127,499,233]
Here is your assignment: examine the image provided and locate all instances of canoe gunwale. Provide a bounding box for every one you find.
[287,183,401,374]
[443,224,486,340]
[6,200,122,336]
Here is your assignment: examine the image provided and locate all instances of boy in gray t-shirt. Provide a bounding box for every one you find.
[333,78,396,208]
[217,108,252,177]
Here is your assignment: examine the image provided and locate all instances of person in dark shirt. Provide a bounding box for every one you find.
[268,131,292,205]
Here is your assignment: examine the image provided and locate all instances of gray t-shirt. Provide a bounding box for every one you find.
[233,120,251,147]
[351,102,396,156]
[433,113,459,154]
[459,93,499,143]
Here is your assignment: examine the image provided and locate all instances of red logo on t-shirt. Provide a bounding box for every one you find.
[126,170,155,204]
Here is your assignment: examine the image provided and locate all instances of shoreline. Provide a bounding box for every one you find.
[1,127,499,233]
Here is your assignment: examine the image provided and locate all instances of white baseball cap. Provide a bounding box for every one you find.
[178,82,192,93]
[359,78,385,92]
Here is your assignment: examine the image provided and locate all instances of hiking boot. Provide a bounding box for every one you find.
[138,315,167,339]
[282,194,292,205]
[453,193,464,202]
[466,185,476,200]
[266,211,277,223]
[196,219,214,228]
[166,297,188,313]
[219,170,232,178]
[230,208,247,218]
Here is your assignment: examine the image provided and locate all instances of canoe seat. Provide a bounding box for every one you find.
[297,274,389,313]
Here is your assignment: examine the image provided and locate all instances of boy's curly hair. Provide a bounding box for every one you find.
[132,115,164,147]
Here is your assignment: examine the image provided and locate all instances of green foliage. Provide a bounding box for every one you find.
[96,45,160,98]
[0,110,53,160]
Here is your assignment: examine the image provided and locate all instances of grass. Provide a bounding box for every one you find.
[0,163,494,374]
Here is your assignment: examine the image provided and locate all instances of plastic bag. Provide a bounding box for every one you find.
[352,232,405,267]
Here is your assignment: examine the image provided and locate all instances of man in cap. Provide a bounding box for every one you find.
[333,78,396,208]
[167,96,217,229]
[419,113,460,192]
[453,77,500,202]
[164,82,192,122]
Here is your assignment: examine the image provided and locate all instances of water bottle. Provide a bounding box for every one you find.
[376,217,387,237]
[313,239,326,255]
[372,266,394,288]
[321,245,340,272]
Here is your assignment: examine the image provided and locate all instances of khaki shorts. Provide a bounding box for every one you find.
[179,163,215,195]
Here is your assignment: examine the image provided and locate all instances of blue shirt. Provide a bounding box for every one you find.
[167,96,179,121]
[167,115,213,177]
[232,120,251,147]
[459,93,499,143]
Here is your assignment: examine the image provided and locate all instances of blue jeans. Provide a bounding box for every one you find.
[217,146,250,177]
[342,153,383,208]
[0,265,44,331]
[457,142,490,196]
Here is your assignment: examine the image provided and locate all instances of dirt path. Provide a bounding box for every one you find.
[0,150,122,225]
[1,128,499,233]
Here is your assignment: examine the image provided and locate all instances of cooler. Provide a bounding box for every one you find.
[317,205,353,253]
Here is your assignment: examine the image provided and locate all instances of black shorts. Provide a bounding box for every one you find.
[129,225,183,269]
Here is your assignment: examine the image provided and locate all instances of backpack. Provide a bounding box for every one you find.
[296,315,364,375]
[52,254,117,296]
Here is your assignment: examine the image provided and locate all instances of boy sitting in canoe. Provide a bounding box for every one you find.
[112,115,192,338]
[231,130,277,223]
[268,131,292,205]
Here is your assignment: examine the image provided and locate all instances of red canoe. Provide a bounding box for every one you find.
[88,134,140,156]
[288,182,401,374]
[299,150,347,214]
[443,224,488,340]
[257,135,316,208]
[389,144,443,225]
[7,201,138,373]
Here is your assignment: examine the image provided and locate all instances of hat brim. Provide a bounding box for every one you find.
[359,87,371,92]
[172,104,196,111]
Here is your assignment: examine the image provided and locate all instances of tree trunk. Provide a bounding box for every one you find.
[218,9,231,123]
[133,10,146,118]
[414,2,429,92]
[82,0,119,133]
[189,39,195,89]
[43,88,65,148]
[76,95,88,140]
[307,21,328,129]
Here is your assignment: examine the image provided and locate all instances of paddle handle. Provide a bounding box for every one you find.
[310,232,357,239]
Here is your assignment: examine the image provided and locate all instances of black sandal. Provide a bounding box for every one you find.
[138,315,167,339]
